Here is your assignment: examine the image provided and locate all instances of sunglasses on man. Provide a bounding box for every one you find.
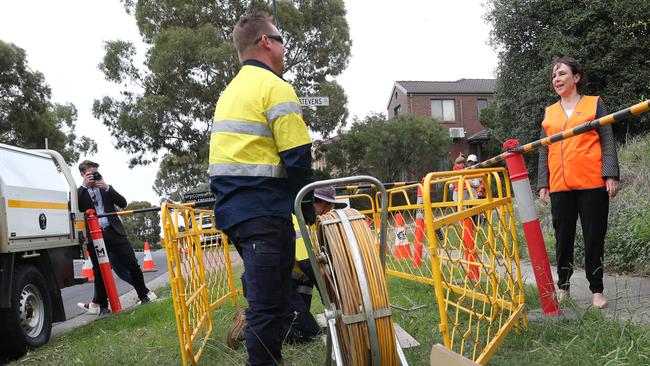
[254,34,284,45]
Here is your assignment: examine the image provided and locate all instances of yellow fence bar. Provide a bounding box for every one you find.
[161,202,242,366]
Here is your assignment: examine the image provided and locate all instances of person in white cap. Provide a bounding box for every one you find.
[466,154,478,166]
[466,154,481,197]
[451,153,480,201]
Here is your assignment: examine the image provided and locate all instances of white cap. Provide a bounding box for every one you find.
[467,154,478,163]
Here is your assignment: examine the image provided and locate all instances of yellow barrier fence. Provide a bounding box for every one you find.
[343,168,526,365]
[161,202,241,366]
[160,167,524,365]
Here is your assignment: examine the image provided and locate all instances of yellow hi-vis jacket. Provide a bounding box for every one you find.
[293,214,310,262]
[209,61,313,229]
[292,214,314,287]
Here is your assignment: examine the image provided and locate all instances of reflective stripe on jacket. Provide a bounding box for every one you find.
[209,65,310,177]
[293,215,309,262]
[292,214,313,280]
[542,95,605,192]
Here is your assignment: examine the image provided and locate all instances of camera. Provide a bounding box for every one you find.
[92,172,103,181]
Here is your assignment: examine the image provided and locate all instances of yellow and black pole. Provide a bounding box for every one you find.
[470,100,650,169]
[96,199,215,219]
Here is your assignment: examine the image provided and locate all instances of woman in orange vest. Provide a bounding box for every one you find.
[537,57,620,309]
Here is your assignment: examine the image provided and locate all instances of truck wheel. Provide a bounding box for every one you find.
[0,264,52,359]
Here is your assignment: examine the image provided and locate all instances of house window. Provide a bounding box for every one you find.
[477,99,488,116]
[431,99,455,121]
[394,104,401,116]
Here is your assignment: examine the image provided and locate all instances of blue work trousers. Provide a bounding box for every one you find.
[225,216,295,366]
[283,259,320,343]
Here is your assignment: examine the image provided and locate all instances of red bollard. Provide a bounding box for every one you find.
[86,209,122,313]
[462,218,480,281]
[502,140,560,315]
[413,186,425,267]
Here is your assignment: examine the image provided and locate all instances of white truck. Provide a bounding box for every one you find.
[0,143,86,359]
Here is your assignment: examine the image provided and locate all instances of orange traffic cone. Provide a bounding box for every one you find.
[413,186,426,267]
[393,213,411,260]
[142,242,157,272]
[81,250,94,282]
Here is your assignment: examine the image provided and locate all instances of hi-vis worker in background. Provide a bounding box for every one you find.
[209,12,316,366]
[283,187,348,344]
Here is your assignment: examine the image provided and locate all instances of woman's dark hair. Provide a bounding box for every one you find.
[550,57,588,89]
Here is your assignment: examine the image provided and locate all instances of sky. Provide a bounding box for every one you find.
[0,0,498,205]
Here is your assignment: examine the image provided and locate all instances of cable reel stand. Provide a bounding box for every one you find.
[295,176,408,365]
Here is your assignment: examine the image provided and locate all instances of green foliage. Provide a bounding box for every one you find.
[93,0,352,199]
[312,168,331,181]
[603,133,650,273]
[122,201,161,248]
[0,40,96,163]
[485,0,650,181]
[153,151,209,202]
[478,102,508,160]
[323,113,449,182]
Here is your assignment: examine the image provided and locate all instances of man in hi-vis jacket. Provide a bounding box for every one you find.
[208,13,315,366]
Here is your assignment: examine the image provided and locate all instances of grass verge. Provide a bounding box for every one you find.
[10,277,650,365]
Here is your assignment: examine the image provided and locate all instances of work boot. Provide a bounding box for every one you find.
[226,308,247,349]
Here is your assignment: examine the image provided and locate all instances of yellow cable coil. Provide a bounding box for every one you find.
[316,208,398,365]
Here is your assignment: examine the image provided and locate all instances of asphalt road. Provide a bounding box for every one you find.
[62,249,168,319]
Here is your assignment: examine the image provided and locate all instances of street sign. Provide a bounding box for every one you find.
[181,191,214,203]
[299,96,329,106]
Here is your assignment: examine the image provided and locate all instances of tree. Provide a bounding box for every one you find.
[323,113,450,182]
[0,40,96,163]
[122,201,161,249]
[485,0,650,177]
[93,0,352,199]
[478,103,510,161]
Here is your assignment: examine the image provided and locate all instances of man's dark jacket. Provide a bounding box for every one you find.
[77,186,128,238]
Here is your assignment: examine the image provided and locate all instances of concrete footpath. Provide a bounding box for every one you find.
[51,271,172,339]
[520,260,650,325]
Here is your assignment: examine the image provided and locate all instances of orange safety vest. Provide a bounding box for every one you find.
[542,95,605,192]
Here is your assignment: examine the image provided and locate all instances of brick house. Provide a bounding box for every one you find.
[386,79,495,168]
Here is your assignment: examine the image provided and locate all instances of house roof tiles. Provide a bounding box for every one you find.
[395,79,495,94]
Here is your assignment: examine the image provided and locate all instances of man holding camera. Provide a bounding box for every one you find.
[77,160,155,316]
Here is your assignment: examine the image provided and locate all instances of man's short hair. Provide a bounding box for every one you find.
[233,13,276,57]
[79,160,99,173]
